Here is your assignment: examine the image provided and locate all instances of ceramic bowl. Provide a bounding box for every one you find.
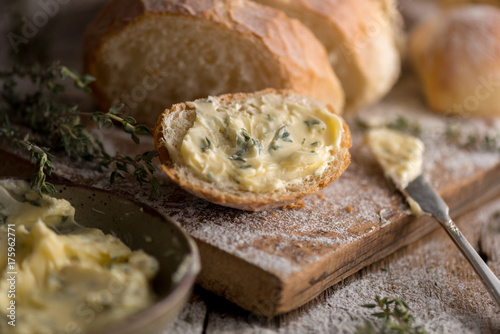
[0,179,200,334]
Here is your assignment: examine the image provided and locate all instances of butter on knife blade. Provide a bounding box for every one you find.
[364,127,424,215]
[365,127,500,308]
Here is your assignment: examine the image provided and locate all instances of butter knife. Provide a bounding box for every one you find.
[365,127,500,308]
[403,175,500,307]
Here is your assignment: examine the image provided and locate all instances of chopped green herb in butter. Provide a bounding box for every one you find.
[0,180,159,334]
[180,94,343,192]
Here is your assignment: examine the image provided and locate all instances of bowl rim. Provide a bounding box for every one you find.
[0,177,201,334]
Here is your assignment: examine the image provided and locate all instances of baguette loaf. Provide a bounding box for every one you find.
[410,5,500,117]
[252,0,403,111]
[83,0,345,126]
[153,89,351,211]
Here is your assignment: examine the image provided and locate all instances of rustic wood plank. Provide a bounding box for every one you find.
[202,195,500,333]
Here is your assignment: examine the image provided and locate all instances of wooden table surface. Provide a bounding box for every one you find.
[163,194,500,333]
[1,1,500,333]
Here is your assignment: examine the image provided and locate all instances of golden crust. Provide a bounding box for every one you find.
[153,89,351,211]
[252,0,402,111]
[83,0,345,120]
[410,5,500,117]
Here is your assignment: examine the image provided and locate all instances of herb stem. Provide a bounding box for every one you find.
[106,113,129,126]
[0,62,160,196]
[81,128,101,153]
[60,124,78,139]
[357,296,427,334]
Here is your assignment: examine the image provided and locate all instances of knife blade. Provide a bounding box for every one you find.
[402,175,500,307]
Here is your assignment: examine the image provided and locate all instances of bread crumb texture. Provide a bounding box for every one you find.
[84,0,344,126]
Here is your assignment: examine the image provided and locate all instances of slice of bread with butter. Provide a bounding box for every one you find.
[153,89,351,211]
[83,0,345,126]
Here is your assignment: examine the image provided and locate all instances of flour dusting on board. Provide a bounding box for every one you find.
[263,199,500,333]
[202,198,500,333]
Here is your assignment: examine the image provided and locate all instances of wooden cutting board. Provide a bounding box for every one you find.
[2,72,500,317]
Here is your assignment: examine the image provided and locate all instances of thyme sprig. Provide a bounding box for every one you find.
[355,116,422,138]
[0,62,160,197]
[104,150,161,198]
[386,117,422,138]
[91,103,150,145]
[26,141,56,194]
[445,121,500,153]
[357,296,427,334]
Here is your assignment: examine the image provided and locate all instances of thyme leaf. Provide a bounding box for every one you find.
[277,126,292,142]
[241,128,251,141]
[305,120,320,127]
[269,125,292,151]
[251,138,263,153]
[355,116,422,138]
[229,150,247,163]
[386,116,422,138]
[229,128,261,163]
[201,137,212,152]
[356,296,427,334]
[445,121,500,153]
[0,62,161,198]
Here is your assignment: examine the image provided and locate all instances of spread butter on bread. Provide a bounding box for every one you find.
[153,89,351,211]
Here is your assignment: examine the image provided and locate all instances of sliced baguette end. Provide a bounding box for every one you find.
[153,89,351,211]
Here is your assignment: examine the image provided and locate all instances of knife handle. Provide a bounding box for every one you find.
[439,219,500,308]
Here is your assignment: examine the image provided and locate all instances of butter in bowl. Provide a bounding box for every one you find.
[0,179,200,334]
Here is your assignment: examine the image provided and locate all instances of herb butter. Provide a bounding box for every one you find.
[0,181,158,334]
[365,128,424,189]
[179,94,344,192]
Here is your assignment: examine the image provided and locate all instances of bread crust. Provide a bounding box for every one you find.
[153,89,351,211]
[252,0,402,111]
[83,0,345,121]
[410,5,500,117]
